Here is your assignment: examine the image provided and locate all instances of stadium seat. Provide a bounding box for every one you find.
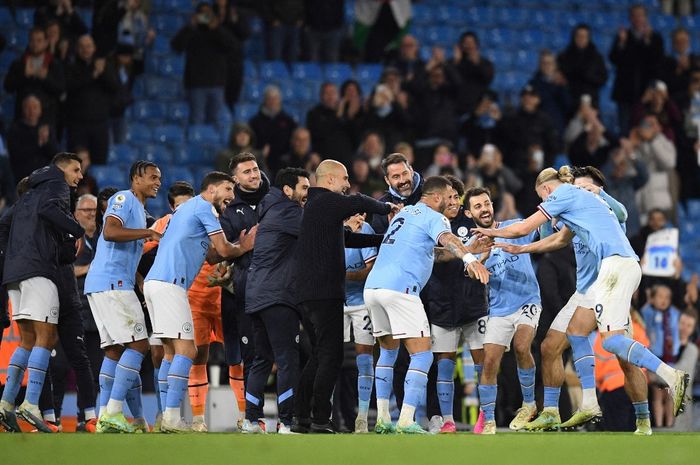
[244,80,264,102]
[140,143,173,164]
[125,124,153,144]
[152,35,171,54]
[15,8,33,27]
[243,60,258,80]
[0,8,13,26]
[151,14,183,34]
[291,62,323,81]
[411,4,434,24]
[324,63,353,84]
[146,195,169,218]
[145,54,160,74]
[107,144,140,165]
[168,101,190,124]
[145,77,182,100]
[164,166,195,187]
[687,200,700,220]
[152,124,185,144]
[234,104,258,122]
[132,100,168,122]
[188,124,220,145]
[90,165,116,190]
[172,143,207,165]
[259,61,289,81]
[132,78,146,99]
[5,28,28,51]
[159,56,185,77]
[193,166,216,185]
[355,64,383,84]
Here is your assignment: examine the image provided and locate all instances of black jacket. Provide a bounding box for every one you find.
[557,41,608,107]
[245,187,303,314]
[422,208,488,328]
[609,29,664,104]
[249,109,298,172]
[370,172,424,234]
[294,187,390,303]
[171,25,238,89]
[4,52,65,124]
[495,108,560,176]
[2,165,84,285]
[453,56,495,115]
[7,120,59,182]
[305,0,343,31]
[306,104,354,164]
[65,58,119,123]
[219,173,270,309]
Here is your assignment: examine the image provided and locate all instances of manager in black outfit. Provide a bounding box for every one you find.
[293,160,398,433]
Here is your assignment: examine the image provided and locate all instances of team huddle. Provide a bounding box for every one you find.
[0,151,691,435]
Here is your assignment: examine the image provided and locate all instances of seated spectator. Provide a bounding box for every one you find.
[278,127,320,172]
[473,144,522,214]
[46,19,70,63]
[349,157,384,197]
[670,309,698,431]
[305,0,344,63]
[306,82,351,162]
[109,43,143,145]
[65,35,119,165]
[384,34,426,84]
[363,83,410,155]
[7,94,58,181]
[171,2,237,125]
[452,31,494,115]
[75,146,98,197]
[557,23,608,108]
[355,131,386,180]
[631,80,682,144]
[215,122,265,173]
[34,0,88,45]
[261,0,304,62]
[393,141,415,166]
[567,102,613,168]
[213,0,251,109]
[529,49,571,134]
[601,146,649,237]
[337,79,367,156]
[249,84,298,173]
[379,67,411,115]
[463,89,501,157]
[661,28,700,102]
[423,143,463,179]
[630,208,671,258]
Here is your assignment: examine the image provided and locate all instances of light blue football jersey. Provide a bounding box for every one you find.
[345,222,378,306]
[365,202,451,296]
[485,219,541,317]
[84,190,146,293]
[145,195,223,290]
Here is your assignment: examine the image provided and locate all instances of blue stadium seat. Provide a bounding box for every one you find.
[126,124,153,144]
[15,8,33,27]
[446,7,469,26]
[145,54,160,74]
[291,62,323,81]
[145,77,182,100]
[168,101,190,124]
[146,195,169,218]
[152,35,171,54]
[234,104,258,122]
[243,60,258,80]
[355,64,383,84]
[467,7,496,27]
[412,4,434,24]
[188,124,220,145]
[172,143,206,165]
[132,78,146,99]
[164,166,195,187]
[259,61,289,81]
[294,81,316,104]
[90,165,116,190]
[152,124,185,144]
[0,8,13,26]
[243,80,264,102]
[484,50,512,70]
[0,52,16,73]
[324,63,353,84]
[249,15,263,35]
[132,100,168,122]
[151,14,184,34]
[513,50,538,71]
[159,56,185,77]
[107,144,140,165]
[5,28,28,51]
[193,166,216,185]
[140,143,173,164]
[687,200,700,220]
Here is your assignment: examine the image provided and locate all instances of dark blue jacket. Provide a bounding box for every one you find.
[2,165,84,285]
[219,173,270,308]
[371,172,424,234]
[245,187,302,314]
[422,208,488,328]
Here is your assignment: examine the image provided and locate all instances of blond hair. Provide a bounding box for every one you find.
[535,165,574,187]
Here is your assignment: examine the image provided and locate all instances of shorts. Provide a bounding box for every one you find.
[190,291,223,346]
[483,303,541,348]
[87,290,148,348]
[8,277,60,325]
[588,255,641,333]
[431,316,487,353]
[144,280,194,341]
[343,304,375,346]
[549,289,596,333]
[364,288,430,339]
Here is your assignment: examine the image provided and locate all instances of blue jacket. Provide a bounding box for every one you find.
[245,187,302,314]
[2,164,84,285]
[641,303,681,359]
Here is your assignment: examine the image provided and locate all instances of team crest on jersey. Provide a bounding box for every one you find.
[182,322,193,333]
[134,323,145,334]
[241,336,249,345]
[457,226,469,237]
[114,194,126,204]
[50,307,59,318]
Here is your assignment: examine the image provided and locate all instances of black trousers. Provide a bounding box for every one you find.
[67,120,109,165]
[245,305,300,425]
[221,290,255,378]
[600,387,636,432]
[296,299,344,425]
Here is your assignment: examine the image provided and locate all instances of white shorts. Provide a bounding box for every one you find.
[144,280,194,341]
[7,277,60,325]
[87,290,148,348]
[483,304,541,348]
[549,289,596,333]
[364,288,430,339]
[587,255,641,333]
[344,305,375,346]
[431,316,487,353]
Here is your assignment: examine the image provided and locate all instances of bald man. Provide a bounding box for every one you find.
[292,160,399,433]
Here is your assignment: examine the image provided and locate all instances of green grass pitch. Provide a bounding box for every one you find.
[3,433,699,465]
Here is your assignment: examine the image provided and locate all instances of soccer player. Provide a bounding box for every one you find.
[473,166,691,432]
[343,213,378,433]
[463,187,542,434]
[0,154,85,433]
[84,161,161,433]
[144,172,255,433]
[364,176,490,434]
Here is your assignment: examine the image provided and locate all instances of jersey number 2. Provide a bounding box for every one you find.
[383,218,405,245]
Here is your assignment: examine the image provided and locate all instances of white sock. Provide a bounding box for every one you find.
[105,399,123,415]
[656,362,676,387]
[43,412,56,423]
[397,404,416,427]
[443,414,454,423]
[581,388,598,409]
[377,399,390,422]
[164,407,180,423]
[193,414,205,423]
[84,408,96,421]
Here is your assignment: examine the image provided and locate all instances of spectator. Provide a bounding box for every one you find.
[349,157,384,196]
[609,4,665,135]
[557,24,608,108]
[171,2,238,125]
[109,43,143,145]
[393,141,415,166]
[7,95,58,182]
[670,309,698,431]
[473,144,522,214]
[601,146,650,237]
[567,103,613,168]
[93,0,154,57]
[384,34,426,83]
[117,0,155,60]
[354,0,411,63]
[4,27,65,128]
[279,127,321,172]
[630,208,671,258]
[676,68,700,199]
[631,80,682,144]
[0,138,16,212]
[337,79,367,157]
[660,28,700,102]
[214,0,251,110]
[215,122,266,174]
[452,31,495,115]
[261,0,304,62]
[65,35,119,165]
[380,67,410,112]
[355,131,385,181]
[305,0,344,62]
[46,20,70,63]
[249,84,298,174]
[75,146,98,197]
[363,84,409,154]
[463,89,501,157]
[423,143,463,179]
[529,49,571,134]
[34,0,88,44]
[306,83,347,161]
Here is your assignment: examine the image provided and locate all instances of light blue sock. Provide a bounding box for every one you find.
[166,355,193,410]
[110,349,144,405]
[475,364,483,385]
[158,359,171,413]
[98,357,118,411]
[125,374,143,418]
[633,401,650,420]
[1,347,30,405]
[153,366,162,414]
[517,367,536,404]
[356,354,374,414]
[403,351,432,408]
[26,347,51,405]
[437,358,456,418]
[602,334,662,372]
[569,335,596,389]
[375,348,398,401]
[543,386,560,409]
[478,384,497,421]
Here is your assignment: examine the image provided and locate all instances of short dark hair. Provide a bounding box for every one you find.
[422,176,452,195]
[381,153,409,176]
[464,187,492,208]
[200,171,234,192]
[460,31,479,46]
[16,177,30,197]
[98,187,119,205]
[52,152,82,167]
[29,26,46,38]
[444,175,465,198]
[275,167,310,191]
[320,81,336,95]
[340,79,362,97]
[167,181,195,208]
[572,165,606,188]
[129,160,159,182]
[228,152,258,174]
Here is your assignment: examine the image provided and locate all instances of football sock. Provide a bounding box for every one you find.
[26,347,51,406]
[356,354,373,419]
[633,401,650,420]
[153,365,162,414]
[1,347,30,406]
[375,347,399,422]
[437,358,456,422]
[479,384,498,422]
[398,351,432,427]
[106,349,144,415]
[188,364,208,417]
[543,386,560,409]
[98,357,117,412]
[229,364,245,416]
[165,355,193,423]
[125,374,143,419]
[517,366,536,405]
[602,334,676,386]
[158,358,171,414]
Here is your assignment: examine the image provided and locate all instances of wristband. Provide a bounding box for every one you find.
[462,253,477,266]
